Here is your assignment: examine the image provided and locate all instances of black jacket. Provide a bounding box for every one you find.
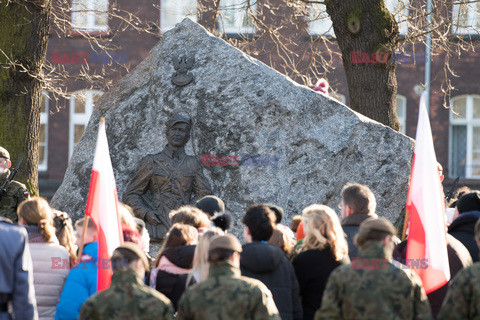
[448,210,480,262]
[154,245,195,310]
[240,241,302,320]
[342,213,377,259]
[292,248,350,320]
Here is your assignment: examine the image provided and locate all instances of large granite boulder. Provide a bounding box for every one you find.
[51,18,414,234]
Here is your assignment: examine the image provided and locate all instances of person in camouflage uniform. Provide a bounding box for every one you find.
[0,146,29,222]
[438,219,480,320]
[315,218,431,320]
[177,234,281,320]
[78,242,175,320]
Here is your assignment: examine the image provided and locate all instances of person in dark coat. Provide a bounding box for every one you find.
[448,191,480,262]
[393,233,472,318]
[339,183,378,259]
[150,224,197,310]
[240,205,302,320]
[292,204,350,320]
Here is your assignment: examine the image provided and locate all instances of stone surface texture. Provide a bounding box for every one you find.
[51,18,414,237]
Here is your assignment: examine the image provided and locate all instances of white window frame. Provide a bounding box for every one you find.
[159,0,197,32]
[69,90,102,158]
[451,1,480,35]
[38,92,49,172]
[217,0,256,35]
[385,0,409,36]
[449,94,480,178]
[396,95,407,134]
[71,0,109,32]
[307,3,334,36]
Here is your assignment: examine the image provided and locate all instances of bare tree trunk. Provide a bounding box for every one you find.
[326,0,400,130]
[0,0,52,195]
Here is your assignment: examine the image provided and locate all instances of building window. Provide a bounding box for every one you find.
[308,3,333,36]
[385,0,409,35]
[71,0,109,31]
[449,95,480,178]
[39,92,49,172]
[397,95,407,134]
[160,0,197,32]
[452,1,480,35]
[217,0,256,34]
[69,90,103,158]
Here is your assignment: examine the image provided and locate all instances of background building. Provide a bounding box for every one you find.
[39,0,480,198]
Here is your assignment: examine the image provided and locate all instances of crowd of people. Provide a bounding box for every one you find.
[1,147,480,320]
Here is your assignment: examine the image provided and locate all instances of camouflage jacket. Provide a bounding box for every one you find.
[0,170,29,222]
[315,241,432,320]
[177,261,281,320]
[438,262,480,320]
[78,268,175,320]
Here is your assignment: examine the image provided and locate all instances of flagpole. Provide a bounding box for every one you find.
[402,208,409,241]
[76,215,90,263]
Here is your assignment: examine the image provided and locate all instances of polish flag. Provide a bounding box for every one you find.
[406,92,450,293]
[85,118,124,291]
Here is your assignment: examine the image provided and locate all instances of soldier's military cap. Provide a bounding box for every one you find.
[209,234,243,253]
[114,242,150,271]
[166,114,192,130]
[0,146,10,160]
[356,217,397,240]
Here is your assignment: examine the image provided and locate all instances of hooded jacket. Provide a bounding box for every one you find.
[55,242,98,320]
[448,210,480,262]
[240,242,302,320]
[153,245,195,310]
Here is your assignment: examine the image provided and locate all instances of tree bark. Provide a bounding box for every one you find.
[0,0,51,195]
[326,0,400,130]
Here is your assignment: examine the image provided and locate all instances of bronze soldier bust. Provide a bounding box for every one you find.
[123,114,212,241]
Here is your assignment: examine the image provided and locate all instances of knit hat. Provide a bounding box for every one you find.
[209,234,242,253]
[313,78,329,96]
[196,195,225,217]
[296,221,305,241]
[457,191,480,214]
[0,146,10,160]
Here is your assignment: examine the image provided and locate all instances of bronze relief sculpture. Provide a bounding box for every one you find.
[123,114,212,240]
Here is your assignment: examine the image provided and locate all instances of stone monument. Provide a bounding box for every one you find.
[51,18,414,238]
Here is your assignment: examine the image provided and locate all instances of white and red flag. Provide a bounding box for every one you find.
[406,91,450,293]
[85,118,124,291]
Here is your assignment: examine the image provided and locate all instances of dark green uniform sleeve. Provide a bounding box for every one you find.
[411,272,432,320]
[314,271,342,320]
[252,285,281,320]
[78,298,95,320]
[438,269,472,320]
[177,293,193,320]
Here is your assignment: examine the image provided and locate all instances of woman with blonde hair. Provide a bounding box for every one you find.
[150,223,198,310]
[292,204,350,320]
[18,197,69,320]
[186,227,224,286]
